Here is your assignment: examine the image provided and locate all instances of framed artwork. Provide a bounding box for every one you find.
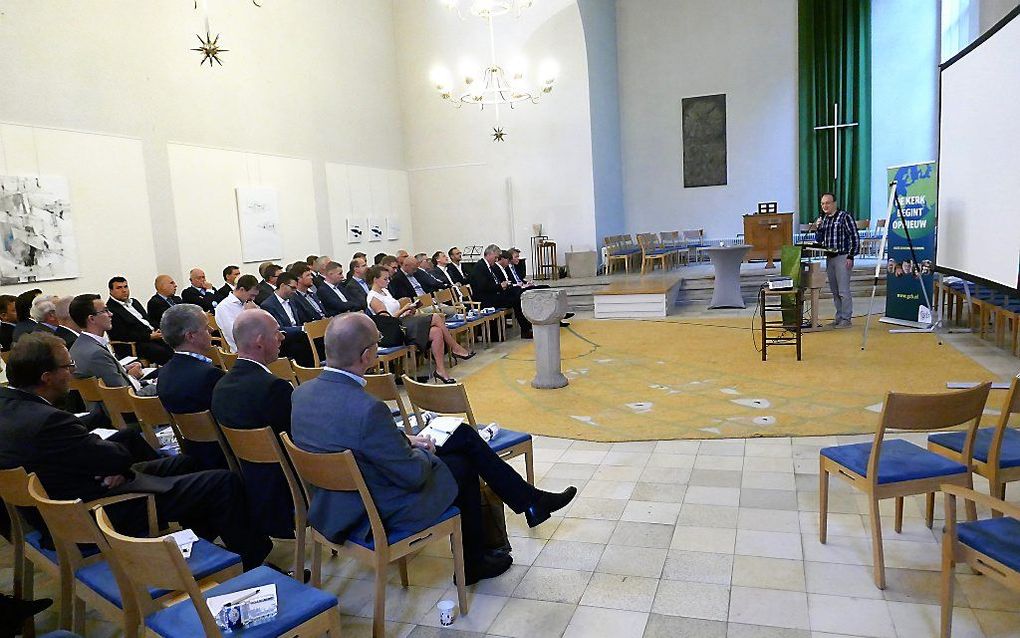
[347,218,365,243]
[0,175,78,284]
[368,218,384,242]
[681,94,728,187]
[386,217,401,241]
[235,186,282,262]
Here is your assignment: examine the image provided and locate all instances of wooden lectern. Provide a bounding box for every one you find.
[743,212,793,268]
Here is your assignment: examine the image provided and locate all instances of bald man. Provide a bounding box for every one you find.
[291,313,576,585]
[181,268,220,312]
[146,274,182,330]
[211,309,296,539]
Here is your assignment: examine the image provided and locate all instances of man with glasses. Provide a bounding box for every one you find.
[69,294,157,398]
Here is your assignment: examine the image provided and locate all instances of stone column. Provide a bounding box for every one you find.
[521,288,569,389]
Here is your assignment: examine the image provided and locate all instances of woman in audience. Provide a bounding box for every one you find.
[365,265,473,383]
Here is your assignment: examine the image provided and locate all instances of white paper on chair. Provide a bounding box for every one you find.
[207,583,278,630]
[235,186,282,262]
[167,528,199,558]
[417,416,463,447]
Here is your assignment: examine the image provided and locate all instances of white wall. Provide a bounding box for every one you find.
[393,0,597,267]
[0,123,158,298]
[617,0,799,239]
[325,163,414,259]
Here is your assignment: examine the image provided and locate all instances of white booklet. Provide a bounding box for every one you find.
[167,528,199,558]
[207,584,278,631]
[417,416,463,447]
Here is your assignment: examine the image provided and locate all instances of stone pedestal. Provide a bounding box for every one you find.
[521,288,569,389]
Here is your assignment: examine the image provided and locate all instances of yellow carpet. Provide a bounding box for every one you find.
[461,318,1003,442]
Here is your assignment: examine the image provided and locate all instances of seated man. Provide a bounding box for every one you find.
[146,274,183,329]
[259,271,315,366]
[69,294,158,398]
[289,264,328,323]
[344,257,371,310]
[53,296,83,347]
[254,264,283,306]
[214,274,260,352]
[181,268,220,312]
[469,244,532,338]
[107,276,173,364]
[291,313,576,584]
[0,294,17,351]
[157,304,227,469]
[215,265,240,303]
[0,334,272,569]
[212,309,295,539]
[317,261,363,316]
[30,296,76,349]
[12,289,42,345]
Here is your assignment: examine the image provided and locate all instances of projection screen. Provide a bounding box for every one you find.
[937,7,1020,290]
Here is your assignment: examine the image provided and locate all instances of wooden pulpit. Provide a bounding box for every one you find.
[743,212,793,268]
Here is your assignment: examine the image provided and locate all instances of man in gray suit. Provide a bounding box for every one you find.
[68,294,158,400]
[291,313,576,585]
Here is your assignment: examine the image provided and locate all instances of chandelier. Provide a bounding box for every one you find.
[430,0,559,142]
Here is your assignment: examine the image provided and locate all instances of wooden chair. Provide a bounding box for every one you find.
[0,468,64,637]
[302,317,331,368]
[219,425,306,580]
[373,344,417,379]
[97,380,136,430]
[402,374,534,484]
[434,286,462,309]
[819,383,992,588]
[604,235,630,274]
[127,389,174,449]
[659,231,684,265]
[108,340,139,362]
[219,348,237,370]
[682,229,708,263]
[279,432,466,638]
[457,284,504,342]
[93,504,341,638]
[364,373,415,434]
[291,361,324,384]
[637,233,670,274]
[168,410,238,473]
[69,375,103,407]
[268,356,298,385]
[204,346,226,370]
[940,485,1020,637]
[929,376,1020,514]
[27,474,243,636]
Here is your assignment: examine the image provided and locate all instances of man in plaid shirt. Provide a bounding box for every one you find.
[816,192,859,327]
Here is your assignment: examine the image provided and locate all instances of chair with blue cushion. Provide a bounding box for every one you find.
[819,382,991,589]
[929,376,1020,518]
[279,432,467,638]
[27,474,243,636]
[939,484,1020,638]
[0,467,66,638]
[93,503,341,638]
[402,374,535,484]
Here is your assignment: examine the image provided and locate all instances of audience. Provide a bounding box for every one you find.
[365,265,473,384]
[345,257,371,309]
[68,293,157,397]
[52,295,82,345]
[470,244,533,339]
[0,294,16,350]
[291,313,576,584]
[260,271,303,329]
[181,268,219,311]
[311,255,331,290]
[290,264,328,322]
[215,274,260,352]
[0,333,272,570]
[389,256,443,301]
[12,289,42,344]
[146,274,182,329]
[446,246,468,284]
[317,261,363,315]
[107,276,173,364]
[30,296,75,349]
[255,263,283,305]
[215,264,241,303]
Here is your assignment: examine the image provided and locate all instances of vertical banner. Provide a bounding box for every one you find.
[884,162,937,324]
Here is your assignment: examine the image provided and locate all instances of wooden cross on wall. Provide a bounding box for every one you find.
[813,102,858,183]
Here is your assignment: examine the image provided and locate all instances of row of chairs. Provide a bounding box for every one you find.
[795,218,886,258]
[604,230,710,275]
[935,279,1020,357]
[819,376,1020,637]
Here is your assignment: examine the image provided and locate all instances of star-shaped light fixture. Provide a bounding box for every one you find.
[192,30,227,66]
[492,127,507,142]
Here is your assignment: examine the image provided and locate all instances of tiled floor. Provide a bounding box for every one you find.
[4,306,1019,637]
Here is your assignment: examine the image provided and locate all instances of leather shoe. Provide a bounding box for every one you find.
[525,486,577,527]
[463,551,513,585]
[564,312,575,319]
[559,321,570,328]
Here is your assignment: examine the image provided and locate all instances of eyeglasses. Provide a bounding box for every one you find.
[57,359,76,370]
[361,333,383,356]
[90,307,112,316]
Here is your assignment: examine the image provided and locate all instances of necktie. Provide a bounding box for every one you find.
[333,285,348,302]
[305,292,325,317]
[410,275,425,296]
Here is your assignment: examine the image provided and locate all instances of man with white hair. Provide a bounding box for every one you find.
[182,267,220,312]
[31,296,76,348]
[469,244,532,338]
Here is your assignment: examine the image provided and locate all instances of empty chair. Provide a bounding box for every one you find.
[818,383,991,588]
[127,389,175,450]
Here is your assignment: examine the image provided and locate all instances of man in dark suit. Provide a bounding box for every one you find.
[388,256,441,301]
[344,257,371,309]
[107,277,173,364]
[469,245,532,338]
[255,264,283,306]
[291,314,575,584]
[212,309,295,539]
[0,333,272,569]
[310,255,331,291]
[259,273,315,366]
[289,265,328,324]
[0,294,17,351]
[447,247,468,284]
[146,274,183,329]
[30,296,77,349]
[157,304,227,470]
[181,268,219,312]
[11,289,42,345]
[317,261,363,315]
[215,265,240,304]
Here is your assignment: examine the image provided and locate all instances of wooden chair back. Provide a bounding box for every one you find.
[97,380,134,429]
[93,505,223,635]
[268,357,298,385]
[169,410,238,473]
[219,348,238,370]
[364,373,414,434]
[206,312,219,333]
[434,287,456,306]
[856,219,870,231]
[69,375,103,403]
[291,362,324,384]
[302,318,331,367]
[986,376,1020,470]
[205,346,226,369]
[401,374,477,426]
[127,389,172,449]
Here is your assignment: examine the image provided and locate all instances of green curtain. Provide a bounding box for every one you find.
[798,0,872,224]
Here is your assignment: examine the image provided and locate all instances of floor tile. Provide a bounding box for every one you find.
[579,572,658,612]
[358,584,446,624]
[416,589,508,634]
[684,485,741,507]
[638,466,692,484]
[677,503,739,528]
[972,608,1020,637]
[602,451,652,467]
[466,564,529,597]
[743,456,795,473]
[486,598,576,638]
[595,545,667,578]
[726,623,810,638]
[564,497,628,520]
[806,593,895,637]
[740,471,797,491]
[689,469,743,488]
[803,561,882,600]
[546,463,600,480]
[551,517,618,544]
[511,566,592,604]
[957,572,1020,611]
[340,616,415,638]
[694,455,744,471]
[740,488,799,510]
[562,605,649,638]
[736,507,801,533]
[533,540,605,571]
[621,500,681,524]
[653,440,701,455]
[699,440,746,456]
[632,482,686,503]
[670,525,737,554]
[728,586,809,630]
[596,465,646,481]
[731,555,805,591]
[581,480,636,500]
[504,537,546,566]
[886,601,984,638]
[651,579,730,621]
[609,521,675,548]
[642,614,727,638]
[646,454,697,469]
[662,550,733,585]
[735,529,804,560]
[560,449,609,465]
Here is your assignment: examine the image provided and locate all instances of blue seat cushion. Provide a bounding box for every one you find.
[77,539,240,608]
[488,428,532,454]
[929,428,1020,469]
[145,565,337,637]
[445,320,466,329]
[25,530,98,564]
[377,346,407,356]
[958,517,1020,573]
[820,439,967,484]
[347,505,460,551]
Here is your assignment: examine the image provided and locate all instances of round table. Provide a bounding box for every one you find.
[699,245,751,309]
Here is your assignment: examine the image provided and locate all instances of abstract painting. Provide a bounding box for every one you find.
[368,218,384,242]
[347,218,365,244]
[681,94,728,188]
[0,175,78,284]
[386,216,401,241]
[235,186,281,263]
